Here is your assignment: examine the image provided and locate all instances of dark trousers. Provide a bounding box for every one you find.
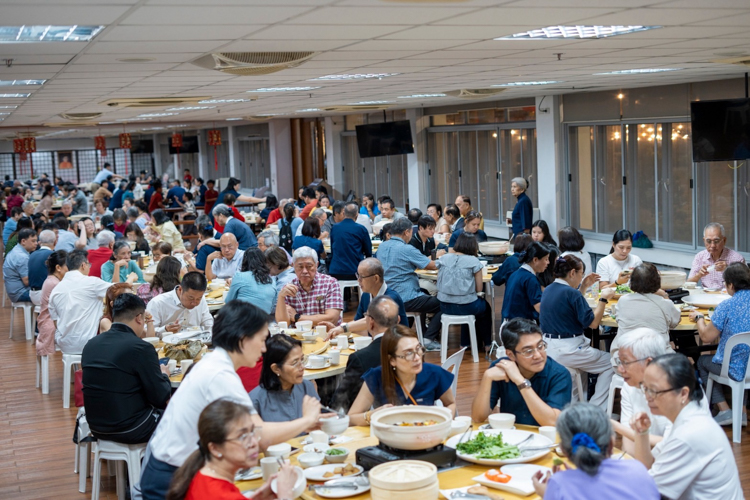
[140,454,178,500]
[404,294,442,341]
[440,297,492,348]
[90,410,162,445]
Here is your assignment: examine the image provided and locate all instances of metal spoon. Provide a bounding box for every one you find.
[321,404,346,419]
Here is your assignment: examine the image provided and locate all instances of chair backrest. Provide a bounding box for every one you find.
[719,331,750,382]
[442,347,468,400]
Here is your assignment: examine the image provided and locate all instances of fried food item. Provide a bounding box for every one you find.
[468,485,504,500]
[323,471,335,478]
[342,463,357,476]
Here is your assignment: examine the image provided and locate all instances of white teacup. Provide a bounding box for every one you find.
[277,322,288,330]
[260,456,280,481]
[167,359,177,373]
[296,320,313,332]
[179,359,193,372]
[353,336,372,350]
[327,349,340,365]
[335,335,349,350]
[539,426,558,443]
[308,355,326,368]
[489,413,516,429]
[311,430,328,444]
[315,325,327,337]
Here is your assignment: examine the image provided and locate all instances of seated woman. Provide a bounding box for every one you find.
[630,353,743,500]
[137,256,182,304]
[532,403,659,499]
[259,194,278,222]
[36,250,68,358]
[100,283,151,333]
[152,241,173,263]
[501,241,550,322]
[448,210,487,248]
[249,334,320,423]
[348,325,455,425]
[101,240,145,283]
[531,220,557,247]
[491,233,532,287]
[558,226,592,276]
[427,203,448,235]
[537,244,560,289]
[149,209,186,253]
[266,246,295,314]
[436,233,493,355]
[165,398,298,500]
[126,222,151,253]
[596,229,643,289]
[278,202,304,238]
[113,208,129,235]
[184,215,216,274]
[292,218,325,261]
[318,195,332,211]
[226,248,276,314]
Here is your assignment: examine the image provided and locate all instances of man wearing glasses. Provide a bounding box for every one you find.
[688,222,745,289]
[471,318,571,426]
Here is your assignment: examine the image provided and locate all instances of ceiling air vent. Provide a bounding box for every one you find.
[444,88,505,99]
[44,121,100,127]
[191,52,318,76]
[99,97,211,108]
[712,56,750,67]
[322,105,391,112]
[60,112,102,121]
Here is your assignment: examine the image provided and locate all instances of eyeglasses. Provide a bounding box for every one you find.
[394,345,426,360]
[613,356,649,368]
[704,238,722,245]
[639,382,676,399]
[356,272,376,281]
[513,341,548,358]
[226,426,262,447]
[287,355,308,368]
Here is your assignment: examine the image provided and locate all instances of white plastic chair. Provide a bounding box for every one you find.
[571,368,586,403]
[607,374,625,418]
[62,353,82,409]
[705,332,750,443]
[9,301,34,341]
[91,440,147,500]
[337,280,360,298]
[74,407,94,493]
[440,314,479,364]
[442,347,468,404]
[405,311,423,344]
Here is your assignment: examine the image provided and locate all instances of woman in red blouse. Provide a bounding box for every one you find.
[149,180,165,213]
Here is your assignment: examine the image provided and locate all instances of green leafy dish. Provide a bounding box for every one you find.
[615,284,632,295]
[455,432,521,460]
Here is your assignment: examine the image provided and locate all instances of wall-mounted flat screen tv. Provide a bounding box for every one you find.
[690,98,750,162]
[355,120,415,158]
[168,135,200,154]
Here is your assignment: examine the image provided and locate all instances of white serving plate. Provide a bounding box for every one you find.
[314,479,370,499]
[304,360,331,370]
[472,464,552,496]
[161,330,208,345]
[681,293,730,309]
[303,463,364,482]
[444,429,553,465]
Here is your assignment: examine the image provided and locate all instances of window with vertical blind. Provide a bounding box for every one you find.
[566,121,749,253]
[238,138,271,189]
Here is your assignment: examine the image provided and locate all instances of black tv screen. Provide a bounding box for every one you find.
[690,98,750,162]
[168,135,199,155]
[355,120,415,158]
[131,139,154,154]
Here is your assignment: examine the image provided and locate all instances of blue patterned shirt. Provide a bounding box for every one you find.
[376,236,431,303]
[710,289,750,381]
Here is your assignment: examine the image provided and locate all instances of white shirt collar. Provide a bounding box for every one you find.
[372,330,386,341]
[374,283,387,297]
[554,278,571,287]
[521,263,535,274]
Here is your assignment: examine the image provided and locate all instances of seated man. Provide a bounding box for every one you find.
[2,228,37,303]
[146,271,214,337]
[3,206,22,246]
[296,208,327,238]
[471,318,571,426]
[87,230,115,279]
[257,230,279,252]
[328,202,372,280]
[66,184,88,215]
[331,296,400,411]
[53,216,83,252]
[50,250,134,354]
[209,203,257,251]
[82,293,172,444]
[275,246,343,327]
[323,258,408,338]
[377,217,442,351]
[28,229,56,305]
[299,186,318,220]
[688,222,745,289]
[373,198,405,224]
[322,201,345,236]
[205,232,242,281]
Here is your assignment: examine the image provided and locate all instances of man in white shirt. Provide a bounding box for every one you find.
[296,208,328,238]
[373,198,405,224]
[49,250,135,354]
[205,232,242,281]
[146,271,213,336]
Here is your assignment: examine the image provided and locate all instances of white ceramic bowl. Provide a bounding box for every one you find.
[320,414,349,435]
[324,447,350,463]
[478,241,510,256]
[265,442,292,459]
[488,413,516,429]
[302,332,318,342]
[303,443,330,454]
[298,452,325,469]
[449,417,472,437]
[660,270,686,290]
[353,336,372,350]
[142,337,160,345]
[682,293,730,309]
[271,466,306,498]
[370,406,452,451]
[296,320,313,332]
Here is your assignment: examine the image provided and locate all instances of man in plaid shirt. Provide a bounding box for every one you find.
[688,222,745,290]
[275,246,343,327]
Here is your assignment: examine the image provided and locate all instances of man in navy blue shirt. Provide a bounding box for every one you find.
[28,229,56,305]
[471,318,571,426]
[328,202,372,280]
[108,180,126,211]
[209,204,257,251]
[165,179,186,209]
[194,177,207,207]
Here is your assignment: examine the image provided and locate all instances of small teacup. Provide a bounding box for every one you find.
[308,355,326,368]
[353,336,372,350]
[327,349,340,365]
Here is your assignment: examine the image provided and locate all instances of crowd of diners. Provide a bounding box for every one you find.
[2,168,748,499]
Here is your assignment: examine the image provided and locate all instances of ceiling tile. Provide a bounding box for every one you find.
[434,6,619,26]
[122,6,312,25]
[87,40,230,54]
[0,4,132,24]
[577,8,747,26]
[246,24,403,40]
[220,39,357,52]
[100,25,257,42]
[284,6,476,25]
[380,26,515,40]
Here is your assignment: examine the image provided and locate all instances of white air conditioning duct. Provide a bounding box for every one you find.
[191,52,318,76]
[444,88,506,99]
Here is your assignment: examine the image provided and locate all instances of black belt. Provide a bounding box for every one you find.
[30,288,42,291]
[543,333,584,340]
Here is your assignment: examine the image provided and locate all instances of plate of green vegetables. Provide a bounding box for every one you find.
[445,430,553,465]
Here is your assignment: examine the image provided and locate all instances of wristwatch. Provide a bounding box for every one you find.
[517,379,532,391]
[342,323,349,333]
[694,314,705,321]
[294,313,301,324]
[599,298,609,303]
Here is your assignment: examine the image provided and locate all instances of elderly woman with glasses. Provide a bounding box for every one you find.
[630,353,743,500]
[348,325,455,426]
[249,334,320,425]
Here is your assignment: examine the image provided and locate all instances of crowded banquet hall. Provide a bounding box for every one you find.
[2,1,750,499]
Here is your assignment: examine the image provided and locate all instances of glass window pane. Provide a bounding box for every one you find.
[508,106,536,122]
[737,157,750,253]
[697,160,735,249]
[459,130,479,212]
[627,123,656,238]
[568,126,596,231]
[477,130,500,221]
[658,123,693,245]
[78,150,101,185]
[440,132,460,205]
[500,129,523,220]
[0,153,13,181]
[596,125,624,234]
[521,129,538,208]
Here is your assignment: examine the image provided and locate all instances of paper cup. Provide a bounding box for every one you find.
[316,325,327,337]
[260,457,280,481]
[327,349,340,365]
[539,426,558,443]
[336,335,349,350]
[179,359,193,372]
[311,430,328,444]
[167,359,177,373]
[278,322,288,330]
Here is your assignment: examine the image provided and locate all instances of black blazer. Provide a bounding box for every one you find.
[332,336,383,412]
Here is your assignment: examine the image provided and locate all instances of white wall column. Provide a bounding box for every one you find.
[227,126,238,177]
[324,116,344,199]
[197,129,207,180]
[535,95,563,236]
[268,119,294,198]
[406,108,429,210]
[152,134,162,178]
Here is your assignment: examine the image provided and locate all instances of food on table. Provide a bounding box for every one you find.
[552,457,564,466]
[323,471,335,478]
[326,448,346,456]
[334,463,358,476]
[467,485,505,500]
[455,432,521,460]
[394,420,439,426]
[484,469,512,483]
[615,284,632,294]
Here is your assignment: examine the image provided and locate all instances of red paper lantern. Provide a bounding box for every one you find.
[94,136,107,157]
[13,138,23,153]
[207,129,222,146]
[119,133,132,150]
[23,137,36,153]
[171,133,183,149]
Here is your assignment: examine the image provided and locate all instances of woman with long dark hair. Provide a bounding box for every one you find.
[149,208,186,253]
[249,334,320,423]
[292,218,325,261]
[148,180,164,213]
[596,229,643,288]
[166,398,298,500]
[278,202,303,239]
[126,222,151,253]
[34,184,55,214]
[501,241,550,322]
[259,194,278,221]
[531,219,557,246]
[226,248,276,314]
[559,226,592,276]
[348,325,455,425]
[138,255,182,304]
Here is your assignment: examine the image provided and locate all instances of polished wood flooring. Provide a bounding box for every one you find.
[1,284,749,498]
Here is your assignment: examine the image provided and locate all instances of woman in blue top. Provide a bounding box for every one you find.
[360,193,380,221]
[348,325,455,426]
[226,247,277,314]
[509,177,533,241]
[217,177,266,207]
[448,211,487,248]
[492,233,533,287]
[292,218,325,261]
[501,241,549,321]
[101,240,145,283]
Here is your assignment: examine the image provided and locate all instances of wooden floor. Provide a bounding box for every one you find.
[2,286,749,498]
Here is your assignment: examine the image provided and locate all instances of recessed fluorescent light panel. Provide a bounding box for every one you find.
[310,73,399,81]
[0,105,18,109]
[0,93,30,98]
[198,98,253,104]
[492,81,561,87]
[595,68,682,75]
[249,87,320,92]
[0,25,105,42]
[255,113,284,117]
[165,106,215,111]
[0,80,46,86]
[348,101,391,105]
[397,94,446,99]
[495,25,661,40]
[136,113,178,118]
[225,118,243,121]
[296,108,321,112]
